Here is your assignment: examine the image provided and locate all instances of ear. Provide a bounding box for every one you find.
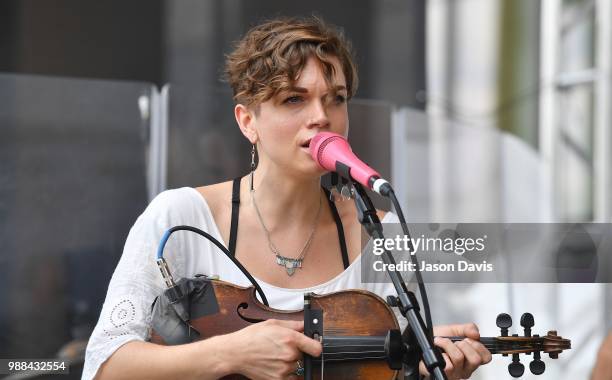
[234,104,258,144]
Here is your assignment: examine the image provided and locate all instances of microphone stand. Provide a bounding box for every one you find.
[351,182,447,380]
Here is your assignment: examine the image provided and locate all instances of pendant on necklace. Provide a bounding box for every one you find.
[276,255,303,276]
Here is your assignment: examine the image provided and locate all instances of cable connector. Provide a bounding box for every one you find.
[157,257,176,288]
[156,258,183,303]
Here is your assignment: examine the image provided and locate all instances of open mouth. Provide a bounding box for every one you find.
[300,138,312,149]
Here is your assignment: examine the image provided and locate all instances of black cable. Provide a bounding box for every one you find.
[387,188,434,343]
[157,225,269,306]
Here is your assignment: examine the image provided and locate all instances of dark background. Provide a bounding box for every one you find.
[0,0,426,106]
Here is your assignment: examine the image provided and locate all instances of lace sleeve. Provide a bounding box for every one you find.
[82,191,186,380]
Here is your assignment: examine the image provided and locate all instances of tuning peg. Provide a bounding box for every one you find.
[496,313,512,337]
[530,349,546,375]
[520,313,534,337]
[547,330,560,358]
[508,354,525,378]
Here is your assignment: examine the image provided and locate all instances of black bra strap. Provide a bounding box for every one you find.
[228,178,349,269]
[228,177,241,257]
[323,188,350,269]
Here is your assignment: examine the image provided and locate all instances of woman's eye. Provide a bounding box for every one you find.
[283,95,303,104]
[335,94,347,104]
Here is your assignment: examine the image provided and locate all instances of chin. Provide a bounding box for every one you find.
[293,162,327,180]
[285,150,327,179]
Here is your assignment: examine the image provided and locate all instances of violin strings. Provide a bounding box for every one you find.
[321,350,387,355]
[320,336,546,359]
[321,344,544,356]
[322,341,542,348]
[315,356,387,362]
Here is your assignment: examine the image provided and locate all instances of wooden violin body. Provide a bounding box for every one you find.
[150,279,401,380]
[150,279,571,379]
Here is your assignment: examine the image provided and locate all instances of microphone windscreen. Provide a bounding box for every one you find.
[309,132,380,187]
[309,132,348,171]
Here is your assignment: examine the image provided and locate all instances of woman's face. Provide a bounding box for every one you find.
[245,56,349,177]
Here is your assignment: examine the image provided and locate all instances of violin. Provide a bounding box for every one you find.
[150,280,571,379]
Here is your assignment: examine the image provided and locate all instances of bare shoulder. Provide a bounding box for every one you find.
[194,180,234,215]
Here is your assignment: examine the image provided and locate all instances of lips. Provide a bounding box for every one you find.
[300,137,313,148]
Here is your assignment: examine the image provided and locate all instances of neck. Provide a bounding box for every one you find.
[246,165,323,230]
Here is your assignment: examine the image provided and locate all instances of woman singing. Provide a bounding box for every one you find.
[83,17,491,380]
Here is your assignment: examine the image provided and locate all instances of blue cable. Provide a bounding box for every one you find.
[155,225,269,306]
[157,229,172,260]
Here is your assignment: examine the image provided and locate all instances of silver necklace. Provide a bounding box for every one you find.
[251,189,322,276]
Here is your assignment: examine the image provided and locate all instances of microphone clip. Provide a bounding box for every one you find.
[323,172,355,201]
[350,181,383,237]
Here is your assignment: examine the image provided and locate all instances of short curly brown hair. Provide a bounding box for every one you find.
[224,17,358,108]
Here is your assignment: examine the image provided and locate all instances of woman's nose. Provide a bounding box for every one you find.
[307,100,330,129]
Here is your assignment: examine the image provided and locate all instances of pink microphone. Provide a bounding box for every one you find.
[309,132,391,195]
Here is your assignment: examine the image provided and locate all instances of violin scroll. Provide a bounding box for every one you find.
[492,313,571,377]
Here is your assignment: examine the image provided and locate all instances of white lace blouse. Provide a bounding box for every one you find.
[82,187,412,379]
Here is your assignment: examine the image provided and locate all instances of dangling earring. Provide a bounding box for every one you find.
[249,144,256,191]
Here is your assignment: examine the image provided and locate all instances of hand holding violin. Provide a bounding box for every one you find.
[222,319,322,380]
[419,323,492,380]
